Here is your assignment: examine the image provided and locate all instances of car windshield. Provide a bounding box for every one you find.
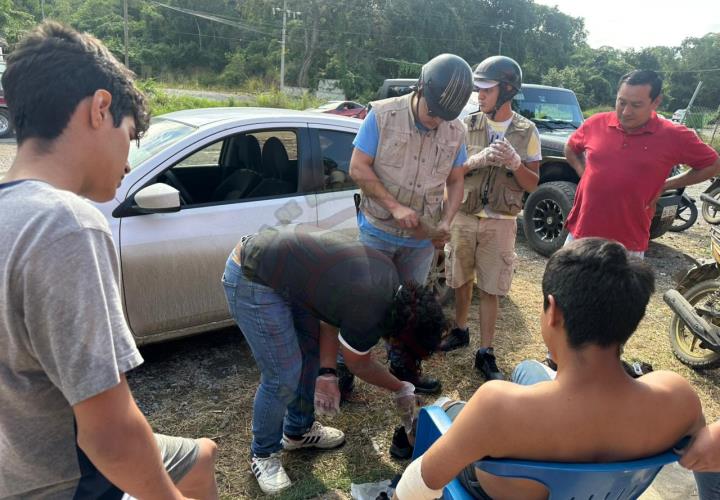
[316,102,342,110]
[513,87,583,129]
[128,118,196,170]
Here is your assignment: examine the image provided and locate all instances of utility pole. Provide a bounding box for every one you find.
[123,0,129,67]
[273,1,301,92]
[497,22,512,55]
[41,0,46,19]
[280,0,286,91]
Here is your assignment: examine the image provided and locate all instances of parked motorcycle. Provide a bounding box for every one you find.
[669,192,698,233]
[663,193,720,369]
[701,177,720,224]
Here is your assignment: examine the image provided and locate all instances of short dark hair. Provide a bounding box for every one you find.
[383,281,446,358]
[618,70,663,101]
[542,238,655,349]
[1,21,149,145]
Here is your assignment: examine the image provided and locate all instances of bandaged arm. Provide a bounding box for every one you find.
[394,455,443,500]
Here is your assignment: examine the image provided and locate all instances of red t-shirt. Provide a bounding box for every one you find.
[566,112,718,251]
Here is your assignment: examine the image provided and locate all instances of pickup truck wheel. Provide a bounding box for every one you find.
[669,279,720,369]
[0,108,12,139]
[522,181,576,257]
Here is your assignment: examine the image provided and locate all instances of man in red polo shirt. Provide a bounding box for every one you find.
[564,70,720,256]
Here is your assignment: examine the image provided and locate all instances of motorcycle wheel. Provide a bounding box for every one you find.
[669,279,720,369]
[701,186,720,225]
[669,197,698,232]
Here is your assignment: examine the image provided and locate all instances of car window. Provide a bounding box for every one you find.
[513,88,583,128]
[175,141,223,168]
[318,130,356,191]
[128,118,196,170]
[153,129,300,208]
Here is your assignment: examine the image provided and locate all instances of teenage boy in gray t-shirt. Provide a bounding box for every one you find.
[0,22,217,499]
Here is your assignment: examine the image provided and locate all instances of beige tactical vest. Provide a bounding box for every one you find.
[360,93,465,237]
[460,111,535,216]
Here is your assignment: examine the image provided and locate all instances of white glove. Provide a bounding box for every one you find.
[393,381,417,430]
[465,146,494,170]
[489,139,522,172]
[314,375,340,417]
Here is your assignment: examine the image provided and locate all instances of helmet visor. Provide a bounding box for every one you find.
[473,79,499,91]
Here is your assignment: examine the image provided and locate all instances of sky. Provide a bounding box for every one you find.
[533,0,720,50]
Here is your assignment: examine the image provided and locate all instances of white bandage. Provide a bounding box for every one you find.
[394,455,443,500]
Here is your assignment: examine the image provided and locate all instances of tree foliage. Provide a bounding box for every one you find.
[1,0,717,110]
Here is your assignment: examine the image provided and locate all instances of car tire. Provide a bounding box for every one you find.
[668,279,720,370]
[0,108,12,139]
[522,181,576,257]
[426,249,453,306]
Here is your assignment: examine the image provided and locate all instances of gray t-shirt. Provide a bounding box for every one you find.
[0,180,143,499]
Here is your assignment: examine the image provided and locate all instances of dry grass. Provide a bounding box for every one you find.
[128,189,720,499]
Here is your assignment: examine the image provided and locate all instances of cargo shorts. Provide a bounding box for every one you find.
[445,212,517,296]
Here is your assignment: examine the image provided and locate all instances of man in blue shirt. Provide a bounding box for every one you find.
[349,54,473,393]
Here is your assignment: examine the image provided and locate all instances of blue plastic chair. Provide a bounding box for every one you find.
[412,406,682,500]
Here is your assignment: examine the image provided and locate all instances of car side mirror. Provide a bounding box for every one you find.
[134,183,181,213]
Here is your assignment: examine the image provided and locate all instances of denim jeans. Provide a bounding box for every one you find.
[222,255,319,456]
[358,229,435,285]
[511,359,556,385]
[695,471,720,500]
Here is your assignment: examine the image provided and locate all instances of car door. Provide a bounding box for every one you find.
[118,124,316,343]
[310,124,361,238]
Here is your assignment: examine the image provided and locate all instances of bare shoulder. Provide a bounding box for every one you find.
[637,370,702,420]
[465,379,550,419]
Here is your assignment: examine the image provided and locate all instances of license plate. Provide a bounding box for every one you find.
[662,205,678,219]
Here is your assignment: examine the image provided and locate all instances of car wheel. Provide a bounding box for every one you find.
[702,187,720,225]
[426,249,453,305]
[668,279,720,370]
[0,108,13,139]
[522,181,576,257]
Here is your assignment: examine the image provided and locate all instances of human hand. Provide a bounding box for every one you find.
[679,422,720,472]
[314,375,340,417]
[391,205,419,228]
[393,381,417,430]
[490,139,522,171]
[466,147,494,170]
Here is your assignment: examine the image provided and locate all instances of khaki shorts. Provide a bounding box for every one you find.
[445,212,517,295]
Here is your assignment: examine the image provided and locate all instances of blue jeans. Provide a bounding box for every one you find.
[695,471,720,500]
[358,229,435,285]
[511,359,556,385]
[222,256,319,456]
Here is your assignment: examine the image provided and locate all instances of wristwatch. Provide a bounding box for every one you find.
[318,367,338,377]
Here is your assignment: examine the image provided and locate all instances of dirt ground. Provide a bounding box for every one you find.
[2,142,719,499]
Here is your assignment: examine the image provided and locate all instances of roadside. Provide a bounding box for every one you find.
[162,87,254,103]
[0,141,712,498]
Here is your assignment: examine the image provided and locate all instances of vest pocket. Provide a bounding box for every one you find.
[423,188,445,222]
[432,144,456,176]
[501,184,524,215]
[377,132,410,168]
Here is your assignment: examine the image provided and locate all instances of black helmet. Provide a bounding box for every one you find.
[473,55,522,117]
[417,53,473,121]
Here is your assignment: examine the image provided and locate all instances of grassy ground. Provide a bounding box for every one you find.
[127,197,720,499]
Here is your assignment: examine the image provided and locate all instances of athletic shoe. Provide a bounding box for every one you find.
[438,327,470,352]
[474,348,504,380]
[251,452,291,495]
[281,421,346,451]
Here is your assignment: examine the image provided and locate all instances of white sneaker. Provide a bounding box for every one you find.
[281,421,346,451]
[251,452,291,495]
